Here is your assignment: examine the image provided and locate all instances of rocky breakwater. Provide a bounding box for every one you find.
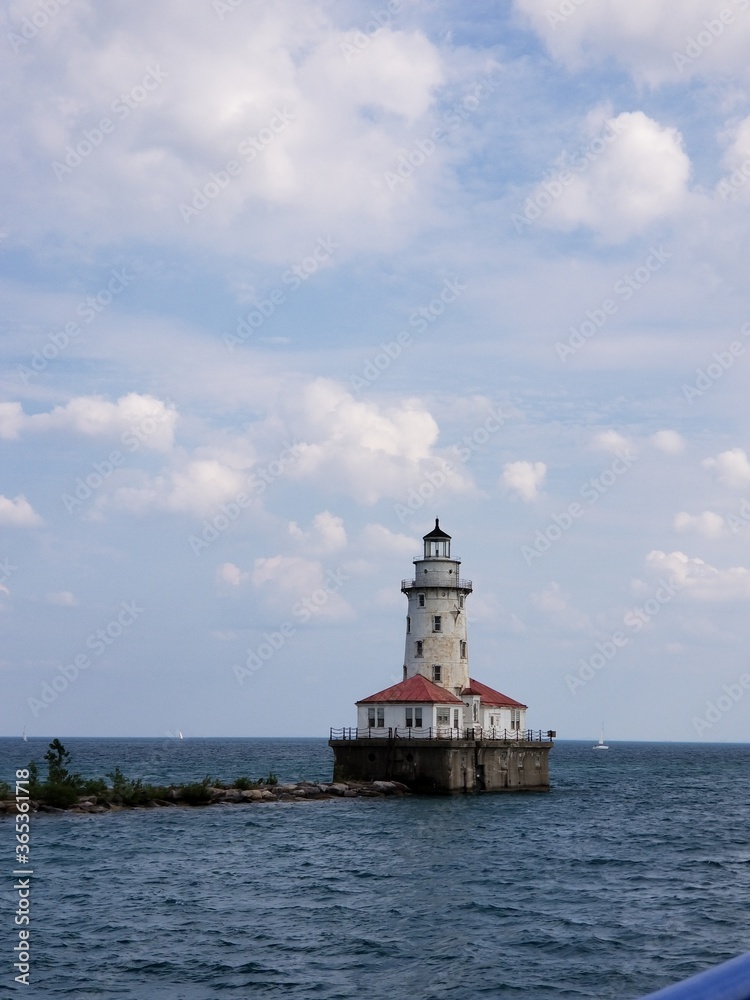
[0,779,412,814]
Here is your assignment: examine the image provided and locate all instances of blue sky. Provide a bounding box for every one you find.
[2,0,750,742]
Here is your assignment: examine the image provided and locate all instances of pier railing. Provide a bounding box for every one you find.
[329,727,555,743]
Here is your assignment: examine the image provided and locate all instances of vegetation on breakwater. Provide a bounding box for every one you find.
[0,740,410,814]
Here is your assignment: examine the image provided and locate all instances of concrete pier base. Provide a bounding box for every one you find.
[329,736,553,793]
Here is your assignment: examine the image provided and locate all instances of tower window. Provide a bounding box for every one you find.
[432,664,442,683]
[418,594,425,607]
[406,616,411,633]
[403,665,407,680]
[459,595,464,609]
[415,640,423,658]
[460,640,467,658]
[432,615,441,632]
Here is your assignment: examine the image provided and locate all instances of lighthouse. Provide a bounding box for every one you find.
[329,519,554,792]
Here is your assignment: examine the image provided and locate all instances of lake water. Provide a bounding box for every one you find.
[2,737,749,999]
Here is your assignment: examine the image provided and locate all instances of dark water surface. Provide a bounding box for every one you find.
[2,738,749,999]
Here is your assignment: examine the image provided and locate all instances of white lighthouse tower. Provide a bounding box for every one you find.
[401,518,472,698]
[329,518,554,792]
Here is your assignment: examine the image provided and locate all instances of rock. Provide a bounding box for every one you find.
[292,788,308,797]
[37,803,64,813]
[242,789,264,801]
[372,781,397,794]
[328,783,348,796]
[343,789,358,797]
[154,799,176,807]
[260,790,275,801]
[220,791,245,803]
[277,784,298,793]
[390,781,411,793]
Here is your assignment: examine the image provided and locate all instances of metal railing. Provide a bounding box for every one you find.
[329,727,555,743]
[400,578,473,591]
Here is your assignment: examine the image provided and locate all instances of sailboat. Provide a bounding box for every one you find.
[593,724,608,750]
[22,727,27,742]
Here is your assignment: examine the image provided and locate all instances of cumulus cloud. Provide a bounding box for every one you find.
[216,562,249,587]
[514,0,750,85]
[652,429,685,454]
[289,511,347,552]
[251,554,353,621]
[105,457,251,518]
[673,511,727,539]
[45,591,78,606]
[703,448,750,489]
[503,460,546,503]
[592,429,636,455]
[0,494,43,527]
[640,549,750,601]
[531,111,691,241]
[360,523,418,555]
[531,581,593,632]
[0,402,24,440]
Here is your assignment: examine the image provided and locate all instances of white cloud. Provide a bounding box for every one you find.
[360,523,418,555]
[0,402,24,440]
[25,393,178,451]
[289,510,347,552]
[514,0,750,85]
[45,591,78,606]
[0,494,43,527]
[251,554,353,621]
[641,549,750,601]
[534,111,691,242]
[703,448,750,489]
[216,562,248,587]
[502,460,546,503]
[652,429,685,455]
[105,457,251,517]
[673,511,727,539]
[591,429,636,455]
[531,582,593,632]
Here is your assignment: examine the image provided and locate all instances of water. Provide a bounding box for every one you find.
[2,738,749,999]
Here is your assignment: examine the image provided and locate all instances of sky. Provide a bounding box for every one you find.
[2,0,750,742]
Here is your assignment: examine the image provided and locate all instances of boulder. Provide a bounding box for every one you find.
[372,781,397,794]
[242,789,264,801]
[328,783,349,796]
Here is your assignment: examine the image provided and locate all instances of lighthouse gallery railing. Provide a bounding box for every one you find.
[329,727,555,742]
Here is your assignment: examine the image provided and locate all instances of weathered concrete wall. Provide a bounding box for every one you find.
[330,738,552,793]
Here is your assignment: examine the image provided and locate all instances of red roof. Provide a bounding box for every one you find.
[357,674,464,705]
[461,677,527,708]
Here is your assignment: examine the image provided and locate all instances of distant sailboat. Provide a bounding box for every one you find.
[178,730,184,740]
[22,727,27,742]
[593,724,608,751]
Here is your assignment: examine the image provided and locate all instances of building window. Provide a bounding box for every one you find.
[459,595,464,609]
[415,640,423,658]
[367,708,375,728]
[406,616,411,633]
[415,708,422,727]
[453,709,460,729]
[511,708,521,731]
[460,640,467,658]
[433,615,441,632]
[432,664,442,683]
[418,593,425,607]
[436,709,449,727]
[405,708,413,728]
[472,702,478,723]
[377,707,385,728]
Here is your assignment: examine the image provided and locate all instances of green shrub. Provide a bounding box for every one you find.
[234,776,258,790]
[43,783,79,808]
[265,771,278,786]
[180,779,212,805]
